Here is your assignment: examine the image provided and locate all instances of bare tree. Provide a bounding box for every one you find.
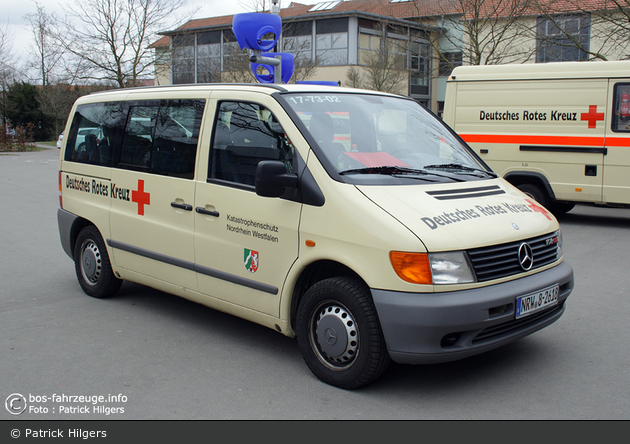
[24,2,65,86]
[57,0,196,88]
[221,39,257,83]
[412,0,537,72]
[345,23,409,94]
[0,19,17,128]
[281,33,319,83]
[596,0,630,58]
[529,0,630,61]
[37,84,108,137]
[238,0,270,12]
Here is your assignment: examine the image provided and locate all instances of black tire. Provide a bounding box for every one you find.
[73,225,122,298]
[550,201,576,215]
[517,183,549,209]
[296,277,390,389]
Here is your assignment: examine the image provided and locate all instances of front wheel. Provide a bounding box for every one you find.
[517,183,549,209]
[73,225,122,298]
[296,277,390,389]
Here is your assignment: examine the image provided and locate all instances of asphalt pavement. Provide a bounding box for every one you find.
[1,148,629,421]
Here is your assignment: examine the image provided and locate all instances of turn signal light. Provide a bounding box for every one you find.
[58,171,63,208]
[389,252,432,285]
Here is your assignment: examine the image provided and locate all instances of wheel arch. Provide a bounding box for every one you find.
[69,217,96,260]
[289,260,366,332]
[503,171,556,200]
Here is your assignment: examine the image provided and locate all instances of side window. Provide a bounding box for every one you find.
[119,99,205,179]
[209,101,294,187]
[153,100,204,177]
[120,105,158,169]
[65,102,125,166]
[612,83,630,133]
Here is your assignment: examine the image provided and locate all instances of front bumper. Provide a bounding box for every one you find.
[371,261,574,364]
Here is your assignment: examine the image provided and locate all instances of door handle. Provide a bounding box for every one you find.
[171,202,193,211]
[195,207,219,217]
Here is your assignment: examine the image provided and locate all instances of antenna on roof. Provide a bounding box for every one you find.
[270,0,281,15]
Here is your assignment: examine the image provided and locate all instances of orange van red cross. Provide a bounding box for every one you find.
[581,105,605,129]
[131,179,151,215]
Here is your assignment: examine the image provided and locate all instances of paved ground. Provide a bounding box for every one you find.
[1,148,629,420]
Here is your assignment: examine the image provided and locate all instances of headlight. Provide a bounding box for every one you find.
[556,229,563,261]
[429,251,476,284]
[390,251,476,285]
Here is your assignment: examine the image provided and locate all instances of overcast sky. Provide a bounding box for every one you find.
[3,0,321,61]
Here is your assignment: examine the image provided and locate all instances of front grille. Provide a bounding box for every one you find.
[467,232,559,282]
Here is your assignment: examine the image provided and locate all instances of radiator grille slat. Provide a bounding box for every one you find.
[467,232,559,282]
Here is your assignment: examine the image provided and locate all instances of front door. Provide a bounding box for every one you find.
[194,94,301,316]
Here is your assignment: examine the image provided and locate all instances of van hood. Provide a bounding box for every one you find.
[356,179,559,252]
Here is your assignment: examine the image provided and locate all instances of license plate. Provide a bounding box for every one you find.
[515,284,559,319]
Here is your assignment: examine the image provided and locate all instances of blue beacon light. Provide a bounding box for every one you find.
[232,12,294,84]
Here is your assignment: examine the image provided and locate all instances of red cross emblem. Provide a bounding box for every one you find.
[131,179,151,215]
[525,199,551,220]
[581,105,605,129]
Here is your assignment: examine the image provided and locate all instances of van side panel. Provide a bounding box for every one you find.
[451,78,607,204]
[59,163,113,257]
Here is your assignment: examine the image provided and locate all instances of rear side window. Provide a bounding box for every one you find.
[65,102,125,166]
[119,99,206,179]
[65,99,205,179]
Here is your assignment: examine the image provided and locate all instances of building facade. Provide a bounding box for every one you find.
[151,0,630,114]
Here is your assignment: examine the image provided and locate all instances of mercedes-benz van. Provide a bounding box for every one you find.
[58,83,574,388]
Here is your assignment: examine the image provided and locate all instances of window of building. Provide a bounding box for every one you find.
[283,21,313,62]
[209,102,294,187]
[387,36,407,70]
[536,14,590,63]
[172,34,196,84]
[358,32,381,65]
[197,31,221,83]
[222,29,248,76]
[438,51,462,77]
[316,18,348,65]
[410,40,431,96]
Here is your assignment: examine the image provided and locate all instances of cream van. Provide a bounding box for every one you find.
[443,61,630,214]
[57,83,574,389]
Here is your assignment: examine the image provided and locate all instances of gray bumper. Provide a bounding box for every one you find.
[57,208,78,259]
[371,261,574,365]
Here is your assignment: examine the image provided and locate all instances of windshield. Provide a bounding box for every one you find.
[282,93,493,183]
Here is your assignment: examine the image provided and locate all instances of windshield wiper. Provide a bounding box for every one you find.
[423,163,498,178]
[339,166,462,182]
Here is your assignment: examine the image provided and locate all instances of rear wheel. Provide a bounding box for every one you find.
[73,226,122,298]
[550,201,576,215]
[296,277,390,389]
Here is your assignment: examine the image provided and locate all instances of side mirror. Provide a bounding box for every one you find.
[255,160,298,197]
